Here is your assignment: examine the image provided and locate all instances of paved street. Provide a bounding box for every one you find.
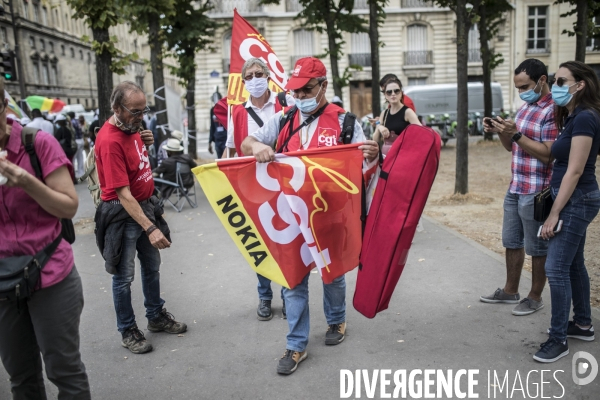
[1,172,599,399]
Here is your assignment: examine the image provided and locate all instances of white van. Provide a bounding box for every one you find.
[403,82,503,118]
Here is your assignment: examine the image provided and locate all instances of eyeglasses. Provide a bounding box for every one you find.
[384,89,402,96]
[292,83,321,96]
[121,104,150,117]
[244,71,265,81]
[550,77,579,87]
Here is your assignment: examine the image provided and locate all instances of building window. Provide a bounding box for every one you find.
[55,9,59,28]
[87,52,92,63]
[50,65,58,85]
[22,1,29,19]
[405,25,431,65]
[61,45,65,56]
[222,31,231,72]
[79,50,83,60]
[1,28,7,45]
[65,14,69,31]
[292,29,314,67]
[33,62,40,83]
[468,25,481,62]
[527,6,550,53]
[29,36,36,48]
[85,99,89,108]
[136,75,144,89]
[408,78,427,86]
[349,32,371,67]
[41,64,49,85]
[49,42,54,53]
[70,47,75,58]
[42,6,48,25]
[586,16,600,51]
[40,39,45,52]
[33,3,40,23]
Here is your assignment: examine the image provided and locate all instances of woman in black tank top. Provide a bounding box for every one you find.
[373,78,421,147]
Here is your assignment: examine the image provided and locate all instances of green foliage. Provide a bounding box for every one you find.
[67,0,138,75]
[163,0,221,86]
[554,0,600,38]
[127,0,176,35]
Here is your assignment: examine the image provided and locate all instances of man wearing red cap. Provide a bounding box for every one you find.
[241,57,380,375]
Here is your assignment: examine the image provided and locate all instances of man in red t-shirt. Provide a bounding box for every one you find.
[95,81,187,355]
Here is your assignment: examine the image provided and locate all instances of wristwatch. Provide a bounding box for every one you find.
[512,132,523,143]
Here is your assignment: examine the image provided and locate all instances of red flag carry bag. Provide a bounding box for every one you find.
[354,125,441,318]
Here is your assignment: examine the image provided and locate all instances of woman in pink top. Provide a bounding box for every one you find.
[0,81,90,399]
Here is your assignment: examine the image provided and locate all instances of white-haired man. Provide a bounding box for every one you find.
[227,57,295,321]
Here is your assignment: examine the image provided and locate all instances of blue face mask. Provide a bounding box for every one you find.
[551,82,578,107]
[296,85,323,113]
[519,80,541,103]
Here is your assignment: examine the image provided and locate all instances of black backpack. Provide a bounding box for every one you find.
[21,127,76,244]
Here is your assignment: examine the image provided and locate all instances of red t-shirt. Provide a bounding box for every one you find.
[95,122,154,202]
[403,95,416,113]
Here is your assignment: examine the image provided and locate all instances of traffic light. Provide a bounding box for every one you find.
[0,51,16,81]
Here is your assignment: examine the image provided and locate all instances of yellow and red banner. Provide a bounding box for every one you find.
[227,9,288,106]
[193,145,364,289]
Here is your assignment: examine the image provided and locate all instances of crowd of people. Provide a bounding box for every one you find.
[0,55,599,397]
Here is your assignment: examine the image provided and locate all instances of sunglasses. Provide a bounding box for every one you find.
[244,71,265,81]
[550,77,577,87]
[121,104,150,117]
[292,83,321,96]
[384,89,402,96]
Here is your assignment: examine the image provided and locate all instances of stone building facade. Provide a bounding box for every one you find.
[194,0,600,132]
[0,0,181,111]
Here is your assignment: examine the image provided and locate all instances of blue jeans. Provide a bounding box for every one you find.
[112,220,165,333]
[502,191,548,256]
[546,188,600,342]
[257,274,284,301]
[282,273,346,352]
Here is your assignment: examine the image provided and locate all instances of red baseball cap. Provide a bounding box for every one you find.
[286,57,327,91]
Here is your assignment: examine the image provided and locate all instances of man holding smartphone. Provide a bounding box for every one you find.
[480,59,558,316]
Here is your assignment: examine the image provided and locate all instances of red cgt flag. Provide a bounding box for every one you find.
[227,9,288,106]
[193,145,364,289]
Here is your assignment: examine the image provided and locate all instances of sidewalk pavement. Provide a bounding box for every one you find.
[1,181,598,399]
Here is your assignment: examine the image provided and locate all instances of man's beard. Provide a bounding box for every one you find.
[114,114,141,134]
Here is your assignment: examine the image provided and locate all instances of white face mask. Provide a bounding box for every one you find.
[245,77,269,98]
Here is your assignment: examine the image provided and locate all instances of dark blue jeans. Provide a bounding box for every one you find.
[112,219,165,333]
[545,188,600,342]
[257,274,284,301]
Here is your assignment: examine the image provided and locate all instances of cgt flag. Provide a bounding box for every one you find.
[193,145,364,289]
[227,9,288,106]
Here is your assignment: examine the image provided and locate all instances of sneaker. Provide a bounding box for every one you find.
[257,299,273,321]
[147,309,187,334]
[325,322,346,345]
[480,288,520,304]
[282,299,287,319]
[533,337,569,363]
[276,349,307,375]
[548,321,595,341]
[512,297,544,316]
[121,325,153,354]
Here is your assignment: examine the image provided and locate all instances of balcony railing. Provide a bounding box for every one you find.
[211,0,263,14]
[348,53,371,68]
[354,0,369,9]
[526,38,551,54]
[404,50,432,65]
[468,49,481,62]
[223,58,230,73]
[286,0,302,12]
[402,0,434,7]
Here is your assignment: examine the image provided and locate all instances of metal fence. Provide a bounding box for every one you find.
[402,0,434,7]
[404,50,433,65]
[348,53,372,68]
[210,0,263,14]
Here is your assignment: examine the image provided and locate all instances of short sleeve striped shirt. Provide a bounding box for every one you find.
[510,93,558,194]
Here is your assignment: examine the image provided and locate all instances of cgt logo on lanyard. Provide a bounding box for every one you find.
[317,128,339,147]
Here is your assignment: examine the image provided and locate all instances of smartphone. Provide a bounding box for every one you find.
[537,220,563,237]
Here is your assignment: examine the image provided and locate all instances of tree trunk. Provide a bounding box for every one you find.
[369,0,381,118]
[92,27,113,126]
[574,0,588,62]
[324,5,342,97]
[186,76,196,158]
[148,13,168,143]
[478,13,493,141]
[455,0,470,195]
